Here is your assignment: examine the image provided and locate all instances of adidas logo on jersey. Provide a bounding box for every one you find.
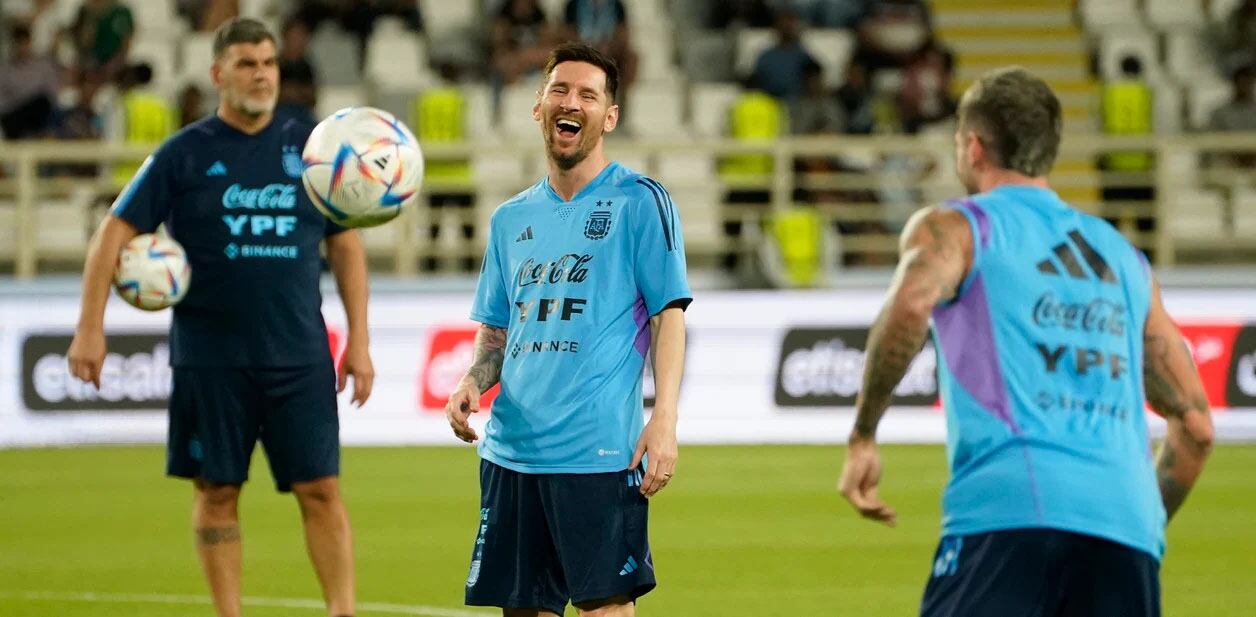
[1035,230,1117,285]
[206,161,228,177]
[515,226,534,242]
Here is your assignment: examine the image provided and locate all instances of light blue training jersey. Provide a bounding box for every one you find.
[470,162,692,474]
[932,185,1164,559]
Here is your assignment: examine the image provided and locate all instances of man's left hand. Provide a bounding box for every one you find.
[338,338,375,407]
[630,412,678,498]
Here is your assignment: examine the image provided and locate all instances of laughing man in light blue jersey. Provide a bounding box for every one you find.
[444,42,691,617]
[836,67,1215,617]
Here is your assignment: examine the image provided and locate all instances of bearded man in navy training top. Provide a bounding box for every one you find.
[67,18,373,617]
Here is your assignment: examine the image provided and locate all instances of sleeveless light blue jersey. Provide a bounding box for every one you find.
[471,162,692,474]
[932,185,1164,559]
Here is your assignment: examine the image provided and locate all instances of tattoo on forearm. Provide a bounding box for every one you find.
[854,313,929,438]
[196,526,240,545]
[1143,334,1208,418]
[1156,438,1191,519]
[466,325,507,393]
[853,212,961,438]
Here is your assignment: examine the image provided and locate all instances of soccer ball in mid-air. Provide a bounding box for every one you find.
[114,233,191,311]
[301,106,424,228]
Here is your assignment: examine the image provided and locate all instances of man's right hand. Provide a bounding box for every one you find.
[445,380,481,443]
[67,328,107,388]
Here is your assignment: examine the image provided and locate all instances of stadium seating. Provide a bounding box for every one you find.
[677,30,735,83]
[317,86,367,121]
[1234,187,1256,238]
[129,37,177,96]
[309,23,362,87]
[365,19,434,93]
[624,84,688,139]
[1166,188,1226,239]
[1079,0,1142,33]
[179,33,216,88]
[734,28,775,79]
[800,29,855,88]
[687,83,740,139]
[1145,0,1206,30]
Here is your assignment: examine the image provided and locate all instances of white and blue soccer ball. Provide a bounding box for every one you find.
[301,106,424,228]
[113,233,191,311]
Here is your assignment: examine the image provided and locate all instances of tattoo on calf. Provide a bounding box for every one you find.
[196,526,240,545]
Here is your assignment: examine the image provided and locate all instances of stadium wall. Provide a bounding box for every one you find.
[3,285,1256,448]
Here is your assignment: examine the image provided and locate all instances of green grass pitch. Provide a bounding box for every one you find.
[1,444,1253,616]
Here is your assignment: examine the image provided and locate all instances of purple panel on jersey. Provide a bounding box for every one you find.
[933,273,1020,434]
[957,198,991,248]
[632,296,650,358]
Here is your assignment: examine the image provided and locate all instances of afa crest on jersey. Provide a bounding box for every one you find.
[584,208,612,240]
[282,145,304,178]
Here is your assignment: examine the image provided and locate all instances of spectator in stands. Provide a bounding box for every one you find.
[277,18,318,124]
[179,83,205,127]
[898,41,955,133]
[1100,55,1154,203]
[853,0,932,74]
[108,62,176,187]
[0,25,60,139]
[1209,63,1256,132]
[25,0,65,57]
[563,0,637,89]
[791,59,845,135]
[750,9,817,101]
[178,0,239,32]
[70,0,133,82]
[1214,0,1256,72]
[1207,63,1256,169]
[489,0,560,87]
[709,0,776,28]
[293,0,423,60]
[837,60,875,134]
[804,0,872,28]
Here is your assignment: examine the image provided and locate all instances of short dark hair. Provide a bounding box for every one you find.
[958,67,1062,177]
[213,17,276,59]
[542,42,620,102]
[11,25,31,42]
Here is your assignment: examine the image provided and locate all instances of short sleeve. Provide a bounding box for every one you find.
[470,218,511,328]
[324,216,349,237]
[631,178,693,315]
[110,145,178,233]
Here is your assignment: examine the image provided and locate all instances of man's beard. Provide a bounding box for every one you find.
[545,117,598,171]
[227,88,275,116]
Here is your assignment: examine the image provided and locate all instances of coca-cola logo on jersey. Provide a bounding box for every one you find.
[418,327,499,412]
[774,327,937,407]
[1031,292,1126,337]
[221,183,297,210]
[516,253,592,288]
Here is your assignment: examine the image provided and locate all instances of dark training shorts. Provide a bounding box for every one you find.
[166,361,339,492]
[921,528,1160,617]
[465,459,657,614]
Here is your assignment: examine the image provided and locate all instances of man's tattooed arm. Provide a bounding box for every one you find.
[463,324,507,394]
[852,206,971,441]
[1143,282,1214,520]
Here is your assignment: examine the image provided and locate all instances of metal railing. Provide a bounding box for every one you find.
[2,132,1255,278]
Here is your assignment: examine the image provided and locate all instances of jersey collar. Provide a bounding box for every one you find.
[542,161,620,205]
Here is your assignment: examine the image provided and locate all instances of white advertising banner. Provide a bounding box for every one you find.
[3,287,1256,448]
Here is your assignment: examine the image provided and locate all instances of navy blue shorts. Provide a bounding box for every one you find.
[465,460,656,614]
[921,528,1160,617]
[166,362,339,492]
